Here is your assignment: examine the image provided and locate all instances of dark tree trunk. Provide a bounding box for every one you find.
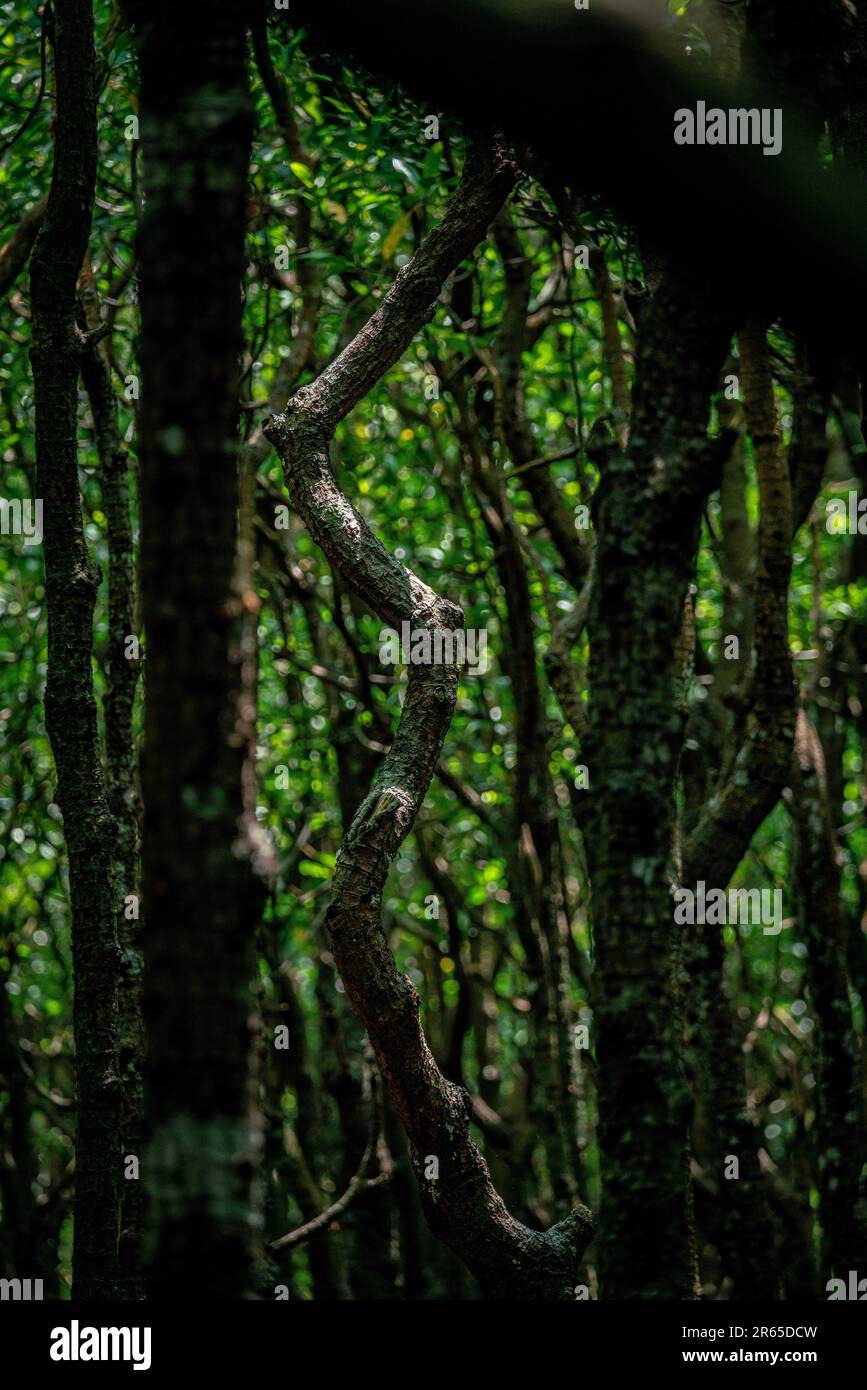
[79,256,145,1299]
[125,0,266,1298]
[584,271,734,1299]
[29,0,122,1301]
[791,712,867,1280]
[683,319,797,1301]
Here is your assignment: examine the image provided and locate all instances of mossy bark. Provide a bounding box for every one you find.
[79,258,145,1299]
[584,272,733,1299]
[30,0,122,1301]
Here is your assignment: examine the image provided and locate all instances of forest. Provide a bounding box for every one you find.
[1,0,867,1306]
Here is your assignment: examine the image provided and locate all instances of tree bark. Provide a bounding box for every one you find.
[29,0,121,1301]
[683,318,796,1300]
[79,255,145,1298]
[583,269,734,1299]
[790,711,867,1280]
[125,0,266,1298]
[264,138,594,1298]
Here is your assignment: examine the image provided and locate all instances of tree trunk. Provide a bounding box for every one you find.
[125,0,266,1298]
[30,0,122,1301]
[584,271,734,1299]
[79,255,145,1299]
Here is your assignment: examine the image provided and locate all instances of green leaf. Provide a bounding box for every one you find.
[382,210,411,260]
[299,859,332,879]
[290,160,314,188]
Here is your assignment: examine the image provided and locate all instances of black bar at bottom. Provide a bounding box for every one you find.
[1,1298,865,1375]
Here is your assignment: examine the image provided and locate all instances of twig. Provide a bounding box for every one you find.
[503,443,581,480]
